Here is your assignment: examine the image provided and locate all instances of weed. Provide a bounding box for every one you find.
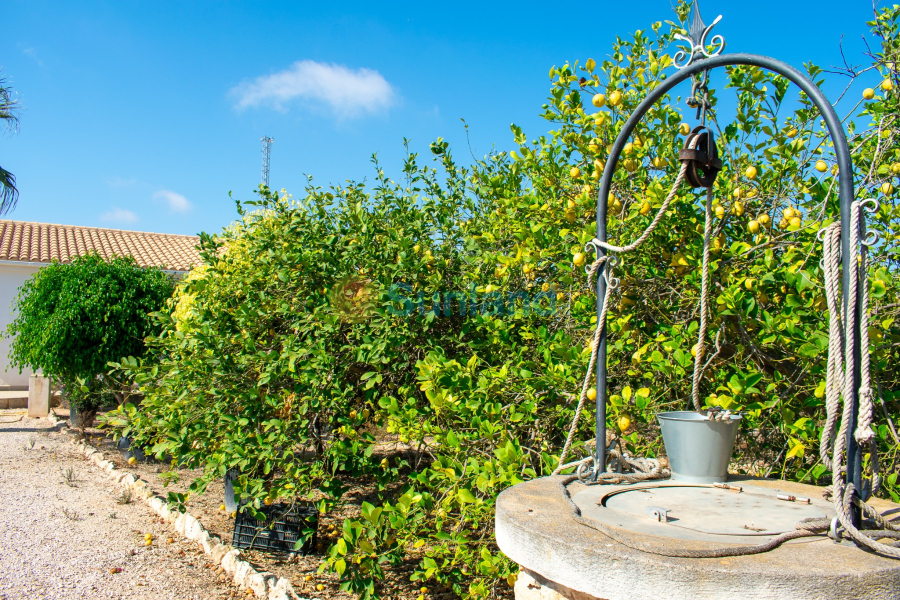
[116,488,133,505]
[61,466,76,487]
[60,507,80,521]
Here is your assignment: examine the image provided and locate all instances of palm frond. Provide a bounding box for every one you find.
[0,75,21,134]
[0,165,19,215]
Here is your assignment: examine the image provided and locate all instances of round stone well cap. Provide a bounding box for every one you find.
[495,476,900,600]
[574,481,831,545]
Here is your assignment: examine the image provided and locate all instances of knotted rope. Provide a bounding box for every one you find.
[819,205,900,558]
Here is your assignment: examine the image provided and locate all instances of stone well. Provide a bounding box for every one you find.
[496,476,900,600]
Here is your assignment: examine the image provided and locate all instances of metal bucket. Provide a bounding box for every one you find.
[657,411,742,484]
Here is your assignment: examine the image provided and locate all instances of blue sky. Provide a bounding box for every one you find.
[1,1,883,237]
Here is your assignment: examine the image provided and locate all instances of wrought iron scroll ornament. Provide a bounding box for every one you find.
[673,0,725,69]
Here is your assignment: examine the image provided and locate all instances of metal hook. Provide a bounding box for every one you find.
[860,198,880,214]
[603,255,621,290]
[861,230,880,247]
[817,228,829,242]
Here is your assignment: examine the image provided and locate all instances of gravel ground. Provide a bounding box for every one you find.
[0,411,232,600]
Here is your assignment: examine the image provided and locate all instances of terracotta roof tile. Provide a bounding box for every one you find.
[0,220,201,271]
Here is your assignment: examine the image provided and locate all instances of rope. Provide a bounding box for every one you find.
[592,159,690,254]
[553,256,615,476]
[690,186,715,412]
[820,205,900,558]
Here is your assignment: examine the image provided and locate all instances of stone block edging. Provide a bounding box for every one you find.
[48,413,305,600]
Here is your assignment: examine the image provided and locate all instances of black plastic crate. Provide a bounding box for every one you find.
[232,503,318,554]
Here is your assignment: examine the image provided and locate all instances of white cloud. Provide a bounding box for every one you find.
[229,60,395,118]
[100,207,138,224]
[153,190,192,213]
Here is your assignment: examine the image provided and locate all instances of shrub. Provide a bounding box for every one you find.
[6,253,174,414]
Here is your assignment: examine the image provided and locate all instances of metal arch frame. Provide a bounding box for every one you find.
[593,53,862,526]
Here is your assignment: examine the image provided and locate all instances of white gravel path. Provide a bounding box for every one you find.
[0,412,230,600]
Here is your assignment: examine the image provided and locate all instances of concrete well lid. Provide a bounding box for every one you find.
[495,475,900,600]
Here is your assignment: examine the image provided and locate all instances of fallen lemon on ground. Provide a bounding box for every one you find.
[127,456,137,465]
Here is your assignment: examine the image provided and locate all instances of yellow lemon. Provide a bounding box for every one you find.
[883,79,894,92]
[882,182,894,194]
[587,388,597,401]
[304,575,314,582]
[690,344,699,358]
[617,414,632,432]
[758,213,771,226]
[748,220,760,234]
[570,167,581,178]
[380,458,389,469]
[732,188,743,200]
[573,253,586,267]
[815,160,828,173]
[744,278,756,291]
[714,205,726,219]
[588,143,599,154]
[220,504,226,511]
[640,201,651,215]
[892,163,900,174]
[592,94,606,108]
[316,584,325,592]
[786,127,798,138]
[128,456,137,466]
[608,91,623,106]
[863,88,876,100]
[790,216,802,227]
[349,409,357,419]
[556,292,566,302]
[679,122,691,136]
[623,142,634,156]
[264,497,273,506]
[745,166,758,180]
[541,282,550,293]
[732,201,745,217]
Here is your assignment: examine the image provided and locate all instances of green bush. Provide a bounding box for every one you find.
[6,253,174,412]
[110,4,900,599]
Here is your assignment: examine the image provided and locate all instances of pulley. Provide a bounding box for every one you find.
[679,126,722,188]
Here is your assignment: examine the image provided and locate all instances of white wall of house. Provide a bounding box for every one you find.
[0,262,43,387]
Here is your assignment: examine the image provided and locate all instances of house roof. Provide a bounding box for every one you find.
[0,220,202,272]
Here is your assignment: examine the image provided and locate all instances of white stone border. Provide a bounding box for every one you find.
[48,413,304,600]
